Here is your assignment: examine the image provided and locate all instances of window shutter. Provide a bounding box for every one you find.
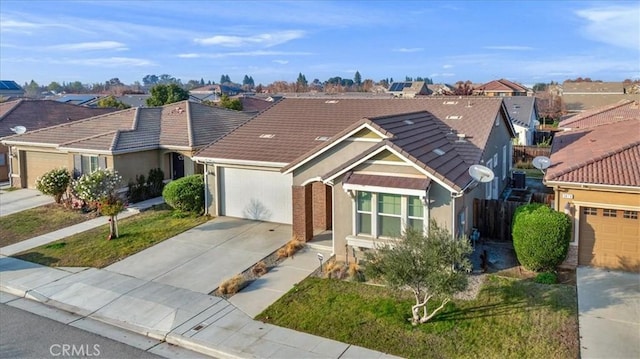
[98,156,107,169]
[73,155,82,178]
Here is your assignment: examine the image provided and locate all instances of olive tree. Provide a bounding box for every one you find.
[364,222,472,325]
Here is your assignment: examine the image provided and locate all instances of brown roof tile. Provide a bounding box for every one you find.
[344,172,431,190]
[560,99,640,128]
[476,79,529,93]
[2,101,252,153]
[196,97,509,168]
[546,118,640,187]
[0,99,117,138]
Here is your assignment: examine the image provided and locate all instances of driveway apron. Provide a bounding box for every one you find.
[577,267,640,359]
[105,217,291,294]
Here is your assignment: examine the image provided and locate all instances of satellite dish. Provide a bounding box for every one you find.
[532,156,551,170]
[469,164,495,183]
[10,126,27,134]
[533,120,540,127]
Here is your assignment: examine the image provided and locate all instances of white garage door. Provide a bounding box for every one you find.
[219,167,292,224]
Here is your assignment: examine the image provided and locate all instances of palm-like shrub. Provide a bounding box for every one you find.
[512,204,571,272]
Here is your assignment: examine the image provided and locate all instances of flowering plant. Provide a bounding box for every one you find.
[35,168,71,203]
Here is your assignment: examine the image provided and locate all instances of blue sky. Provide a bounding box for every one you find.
[1,0,639,87]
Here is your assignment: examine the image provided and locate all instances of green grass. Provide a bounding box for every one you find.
[257,276,578,359]
[0,204,94,247]
[12,206,209,268]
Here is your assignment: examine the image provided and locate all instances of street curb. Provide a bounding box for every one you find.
[165,333,247,359]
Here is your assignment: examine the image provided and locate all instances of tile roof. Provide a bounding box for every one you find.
[546,118,640,187]
[196,98,511,190]
[344,172,431,191]
[238,96,276,113]
[559,99,639,129]
[503,96,537,127]
[0,99,117,138]
[2,101,252,153]
[561,81,625,93]
[476,79,529,93]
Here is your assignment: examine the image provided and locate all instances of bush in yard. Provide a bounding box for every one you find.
[35,168,71,203]
[218,274,245,295]
[512,203,571,272]
[535,271,557,284]
[146,168,165,197]
[71,169,123,209]
[162,174,204,213]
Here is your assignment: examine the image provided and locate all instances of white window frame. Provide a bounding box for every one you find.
[407,195,424,232]
[502,145,507,179]
[356,192,373,236]
[485,159,493,199]
[352,191,427,239]
[377,193,403,238]
[81,155,99,175]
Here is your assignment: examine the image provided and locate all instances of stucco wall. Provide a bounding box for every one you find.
[112,150,162,184]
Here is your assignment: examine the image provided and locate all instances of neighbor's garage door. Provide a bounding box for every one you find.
[219,167,292,224]
[25,152,68,189]
[579,206,639,272]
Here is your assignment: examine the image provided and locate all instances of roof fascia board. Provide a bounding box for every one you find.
[323,144,457,193]
[1,140,59,148]
[192,156,287,168]
[342,183,426,197]
[282,122,388,175]
[545,180,640,193]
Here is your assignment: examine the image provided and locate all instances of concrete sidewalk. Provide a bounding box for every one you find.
[0,197,165,256]
[0,255,400,359]
[0,188,54,217]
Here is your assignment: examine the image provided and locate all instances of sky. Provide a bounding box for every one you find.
[1,0,639,87]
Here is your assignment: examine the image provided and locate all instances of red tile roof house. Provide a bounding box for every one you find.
[1,101,252,190]
[193,98,516,259]
[473,79,532,97]
[545,99,640,272]
[0,99,118,184]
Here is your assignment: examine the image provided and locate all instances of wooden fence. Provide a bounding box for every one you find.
[512,146,551,164]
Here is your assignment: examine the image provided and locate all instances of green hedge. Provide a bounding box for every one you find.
[512,204,571,272]
[162,174,204,213]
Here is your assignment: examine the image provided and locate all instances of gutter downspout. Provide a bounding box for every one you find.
[7,146,13,188]
[203,164,209,216]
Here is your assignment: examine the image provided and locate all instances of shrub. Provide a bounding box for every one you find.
[127,168,165,203]
[162,174,204,213]
[71,169,122,207]
[35,168,71,203]
[252,261,268,277]
[535,271,557,284]
[348,262,365,282]
[218,274,245,295]
[146,168,165,197]
[127,174,147,203]
[512,204,571,272]
[277,238,305,259]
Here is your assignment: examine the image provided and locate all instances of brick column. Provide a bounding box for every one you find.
[292,185,313,241]
[312,182,327,233]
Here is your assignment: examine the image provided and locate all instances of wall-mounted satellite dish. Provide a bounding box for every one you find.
[532,156,551,172]
[533,120,540,127]
[469,164,495,183]
[10,126,27,134]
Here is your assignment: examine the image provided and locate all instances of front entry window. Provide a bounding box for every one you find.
[407,196,424,231]
[378,193,402,237]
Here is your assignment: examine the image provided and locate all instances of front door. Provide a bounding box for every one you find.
[172,152,185,179]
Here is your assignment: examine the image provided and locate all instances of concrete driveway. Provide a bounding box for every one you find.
[105,217,291,294]
[577,267,640,358]
[0,188,53,217]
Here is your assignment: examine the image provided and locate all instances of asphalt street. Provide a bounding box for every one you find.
[0,303,162,359]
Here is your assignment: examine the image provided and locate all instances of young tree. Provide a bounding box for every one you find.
[296,73,308,92]
[97,95,131,109]
[364,222,472,325]
[354,71,362,87]
[71,169,124,239]
[146,84,189,106]
[218,94,242,111]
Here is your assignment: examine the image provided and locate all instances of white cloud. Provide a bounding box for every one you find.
[47,41,128,51]
[575,5,640,50]
[429,72,456,77]
[195,30,305,48]
[273,59,289,64]
[177,50,311,59]
[393,47,423,53]
[483,46,534,51]
[178,53,200,58]
[62,57,155,67]
[442,64,454,69]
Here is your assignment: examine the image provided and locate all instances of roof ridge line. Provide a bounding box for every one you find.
[60,130,119,147]
[0,99,23,122]
[186,101,194,147]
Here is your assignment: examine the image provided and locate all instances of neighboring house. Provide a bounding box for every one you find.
[191,84,244,98]
[387,81,432,98]
[0,80,25,99]
[427,83,456,96]
[561,81,640,113]
[1,100,252,189]
[0,99,118,183]
[55,94,102,106]
[545,99,640,272]
[503,97,539,145]
[115,94,150,108]
[474,79,532,97]
[193,98,516,260]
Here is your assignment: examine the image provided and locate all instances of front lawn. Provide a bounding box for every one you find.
[12,206,209,268]
[0,204,94,247]
[257,276,578,359]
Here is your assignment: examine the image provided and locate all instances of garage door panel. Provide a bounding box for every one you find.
[579,206,639,272]
[25,152,68,189]
[219,167,292,224]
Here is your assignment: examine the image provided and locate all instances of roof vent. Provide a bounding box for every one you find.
[315,136,331,141]
[443,101,458,105]
[466,101,473,107]
[259,134,275,139]
[433,148,445,156]
[325,100,339,104]
[403,120,414,125]
[456,133,467,142]
[446,115,463,120]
